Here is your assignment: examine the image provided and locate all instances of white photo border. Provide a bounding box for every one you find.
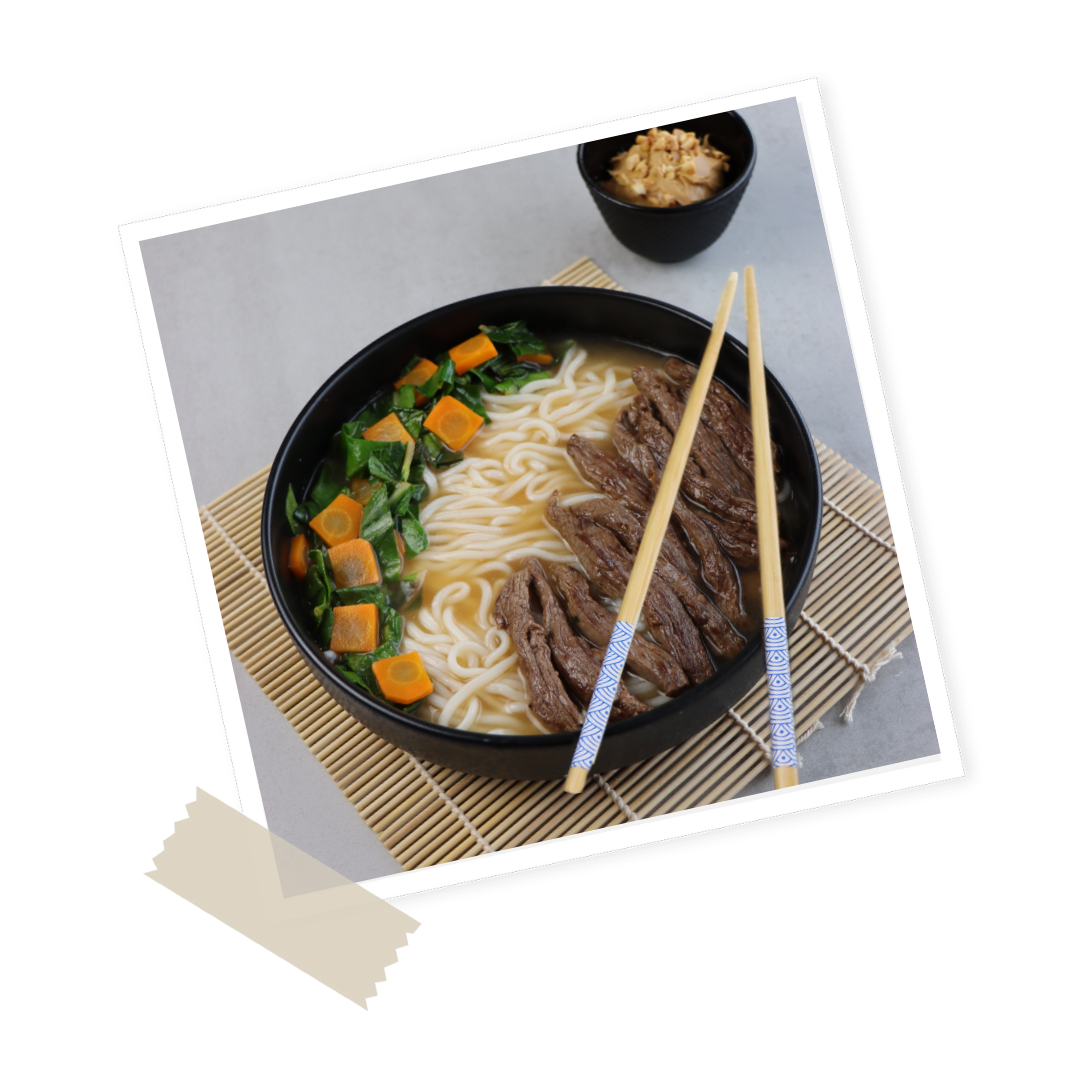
[119,77,963,899]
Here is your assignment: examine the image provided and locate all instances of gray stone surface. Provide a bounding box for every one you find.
[142,97,938,881]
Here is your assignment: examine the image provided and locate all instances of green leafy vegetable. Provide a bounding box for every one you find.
[317,608,334,650]
[393,407,427,440]
[367,441,407,484]
[309,463,344,512]
[333,585,388,610]
[399,515,429,558]
[481,320,547,356]
[304,549,334,620]
[550,339,575,364]
[360,484,394,542]
[451,379,491,422]
[285,485,302,536]
[494,370,554,394]
[418,354,455,400]
[373,527,403,582]
[393,384,416,410]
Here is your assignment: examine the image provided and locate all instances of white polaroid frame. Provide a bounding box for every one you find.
[119,77,963,902]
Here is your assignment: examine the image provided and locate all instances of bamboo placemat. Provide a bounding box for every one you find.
[199,259,912,871]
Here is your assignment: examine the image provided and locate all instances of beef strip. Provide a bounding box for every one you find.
[632,405,761,566]
[575,492,745,660]
[613,425,751,635]
[548,564,688,696]
[493,570,582,733]
[521,558,646,720]
[567,434,652,513]
[632,366,756,502]
[574,495,699,581]
[544,495,713,685]
[663,356,779,476]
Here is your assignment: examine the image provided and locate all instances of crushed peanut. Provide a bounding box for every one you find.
[604,127,730,208]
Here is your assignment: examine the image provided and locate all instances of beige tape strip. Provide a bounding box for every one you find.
[147,789,419,1008]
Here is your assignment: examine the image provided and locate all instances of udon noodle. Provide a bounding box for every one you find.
[402,341,662,735]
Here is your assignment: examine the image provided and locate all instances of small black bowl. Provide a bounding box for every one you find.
[262,286,821,781]
[578,112,756,263]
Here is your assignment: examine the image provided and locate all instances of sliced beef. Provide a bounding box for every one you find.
[614,429,751,635]
[632,366,756,501]
[663,356,778,476]
[575,491,744,660]
[544,495,713,686]
[632,397,757,529]
[494,570,582,733]
[548,563,688,696]
[522,558,646,720]
[574,495,698,581]
[567,434,652,513]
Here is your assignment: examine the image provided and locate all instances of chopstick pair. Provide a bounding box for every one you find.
[563,267,798,795]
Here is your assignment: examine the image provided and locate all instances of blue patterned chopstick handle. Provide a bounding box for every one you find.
[570,620,636,772]
[763,616,797,768]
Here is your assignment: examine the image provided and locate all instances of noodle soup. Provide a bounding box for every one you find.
[403,340,667,735]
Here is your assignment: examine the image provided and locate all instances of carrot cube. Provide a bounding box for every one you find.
[288,533,310,579]
[363,412,414,444]
[449,332,498,375]
[371,651,434,704]
[328,537,381,587]
[394,359,439,403]
[423,395,484,452]
[330,603,379,654]
[309,493,363,547]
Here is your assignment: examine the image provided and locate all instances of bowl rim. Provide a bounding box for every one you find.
[261,285,822,755]
[576,110,757,215]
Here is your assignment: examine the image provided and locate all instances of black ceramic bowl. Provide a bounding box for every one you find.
[578,112,756,263]
[262,287,821,780]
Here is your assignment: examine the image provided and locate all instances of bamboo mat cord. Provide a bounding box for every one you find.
[404,754,496,854]
[594,774,640,822]
[797,611,904,722]
[726,709,773,764]
[823,497,897,554]
[196,259,915,870]
[201,505,267,584]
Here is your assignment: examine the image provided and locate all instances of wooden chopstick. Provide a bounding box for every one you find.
[745,265,799,788]
[564,271,741,795]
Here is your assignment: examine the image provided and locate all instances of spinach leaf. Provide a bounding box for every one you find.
[333,585,388,610]
[309,462,344,512]
[393,407,427,440]
[408,458,426,485]
[304,549,334,619]
[451,379,490,422]
[550,338,575,364]
[471,366,497,391]
[480,320,547,357]
[393,384,416,410]
[418,354,455,400]
[285,485,302,535]
[373,527,403,582]
[399,515,429,558]
[361,483,389,528]
[317,608,334,650]
[421,432,463,469]
[381,608,404,651]
[386,571,424,611]
[342,435,377,478]
[494,370,555,394]
[367,441,407,484]
[388,481,414,514]
[336,664,375,692]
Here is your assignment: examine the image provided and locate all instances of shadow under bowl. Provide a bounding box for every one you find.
[578,111,756,263]
[262,286,821,781]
